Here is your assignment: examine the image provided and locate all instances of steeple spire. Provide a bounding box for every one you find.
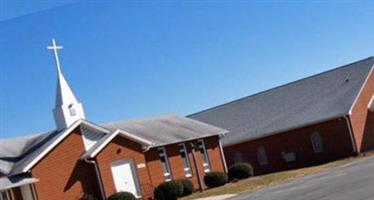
[47,39,85,130]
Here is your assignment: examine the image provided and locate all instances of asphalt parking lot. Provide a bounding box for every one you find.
[228,155,374,200]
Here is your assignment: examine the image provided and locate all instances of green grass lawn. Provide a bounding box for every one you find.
[183,156,362,200]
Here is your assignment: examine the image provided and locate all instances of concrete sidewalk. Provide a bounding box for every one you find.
[195,194,237,200]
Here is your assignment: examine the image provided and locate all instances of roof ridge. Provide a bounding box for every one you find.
[101,113,179,126]
[188,57,374,117]
[0,132,48,142]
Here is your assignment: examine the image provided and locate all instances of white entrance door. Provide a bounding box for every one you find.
[111,159,141,197]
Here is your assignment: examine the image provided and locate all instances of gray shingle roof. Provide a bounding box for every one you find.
[0,131,56,175]
[102,115,227,147]
[189,57,374,147]
[0,115,226,178]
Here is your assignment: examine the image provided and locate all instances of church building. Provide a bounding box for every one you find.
[0,40,228,200]
[190,57,374,175]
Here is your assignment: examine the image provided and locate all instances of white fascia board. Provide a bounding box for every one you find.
[22,119,110,173]
[87,129,154,159]
[349,64,374,115]
[87,130,121,159]
[116,129,153,146]
[369,95,374,111]
[80,120,111,134]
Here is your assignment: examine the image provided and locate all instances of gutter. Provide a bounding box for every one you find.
[84,158,106,200]
[344,116,358,153]
[218,136,228,173]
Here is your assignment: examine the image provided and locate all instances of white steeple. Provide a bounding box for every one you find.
[48,39,85,130]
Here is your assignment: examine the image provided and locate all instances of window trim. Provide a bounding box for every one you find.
[68,103,77,116]
[0,190,14,200]
[179,143,192,177]
[158,147,172,181]
[233,152,243,163]
[311,132,324,153]
[257,146,268,166]
[197,139,211,173]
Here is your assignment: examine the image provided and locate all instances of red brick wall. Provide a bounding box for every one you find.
[145,136,224,191]
[31,127,100,200]
[29,129,224,200]
[349,67,374,152]
[204,136,225,173]
[223,118,354,175]
[95,136,154,200]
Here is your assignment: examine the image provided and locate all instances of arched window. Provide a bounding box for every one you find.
[311,132,324,153]
[68,103,76,116]
[233,152,243,163]
[257,146,268,166]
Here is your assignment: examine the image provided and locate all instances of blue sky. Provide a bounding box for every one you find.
[1,1,374,138]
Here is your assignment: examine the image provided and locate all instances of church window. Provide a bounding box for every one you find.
[311,132,324,153]
[68,103,76,116]
[0,189,14,200]
[179,143,192,177]
[158,147,172,181]
[197,139,211,172]
[257,146,268,166]
[234,152,243,163]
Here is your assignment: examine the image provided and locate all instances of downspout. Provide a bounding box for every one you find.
[218,135,228,173]
[84,158,106,200]
[190,142,204,192]
[344,116,358,154]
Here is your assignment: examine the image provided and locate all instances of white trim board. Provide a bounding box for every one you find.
[368,95,374,111]
[82,129,153,159]
[349,64,374,115]
[21,119,110,173]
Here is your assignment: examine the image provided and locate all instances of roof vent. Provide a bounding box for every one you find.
[345,77,350,82]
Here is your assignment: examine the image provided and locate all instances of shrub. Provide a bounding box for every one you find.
[228,163,254,180]
[203,171,228,188]
[154,180,183,200]
[179,179,194,196]
[107,191,136,200]
[153,187,165,200]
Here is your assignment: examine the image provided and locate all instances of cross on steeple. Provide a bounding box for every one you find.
[47,38,63,75]
[47,38,86,130]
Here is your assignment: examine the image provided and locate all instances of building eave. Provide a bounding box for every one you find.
[18,119,110,174]
[222,114,346,148]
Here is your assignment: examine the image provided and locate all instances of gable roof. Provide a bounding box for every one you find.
[80,129,154,160]
[1,115,226,177]
[0,132,53,175]
[0,120,109,176]
[102,115,227,147]
[189,57,374,147]
[80,115,226,159]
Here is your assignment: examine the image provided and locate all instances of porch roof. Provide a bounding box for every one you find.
[0,175,38,191]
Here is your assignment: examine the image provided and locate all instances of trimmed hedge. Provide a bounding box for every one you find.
[154,180,183,200]
[203,171,228,188]
[107,191,136,200]
[180,179,194,196]
[228,163,253,180]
